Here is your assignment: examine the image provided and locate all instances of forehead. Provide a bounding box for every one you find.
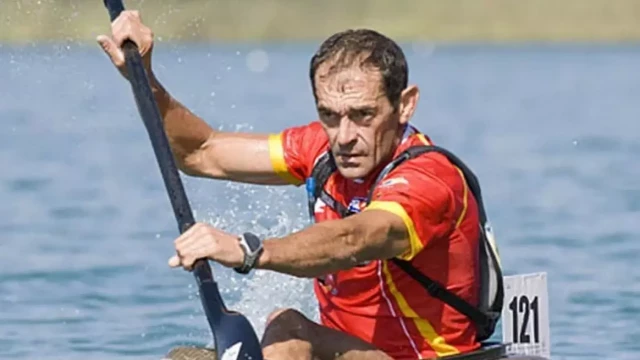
[314,63,385,109]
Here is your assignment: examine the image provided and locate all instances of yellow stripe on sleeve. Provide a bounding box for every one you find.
[365,201,423,261]
[268,133,304,185]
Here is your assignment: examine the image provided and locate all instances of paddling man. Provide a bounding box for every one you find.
[99,11,500,360]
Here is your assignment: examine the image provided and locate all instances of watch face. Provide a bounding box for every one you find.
[243,232,262,251]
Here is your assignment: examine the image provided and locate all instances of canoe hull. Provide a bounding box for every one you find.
[162,345,549,360]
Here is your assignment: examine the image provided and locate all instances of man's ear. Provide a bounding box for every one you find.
[398,85,419,126]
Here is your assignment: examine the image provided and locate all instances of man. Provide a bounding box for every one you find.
[98,10,498,360]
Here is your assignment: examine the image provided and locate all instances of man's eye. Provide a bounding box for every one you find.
[319,111,339,125]
[350,110,374,123]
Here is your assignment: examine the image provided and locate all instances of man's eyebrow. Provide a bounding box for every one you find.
[316,104,377,114]
[349,105,376,112]
[316,105,336,113]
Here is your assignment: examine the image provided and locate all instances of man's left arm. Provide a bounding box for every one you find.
[257,209,409,278]
[258,165,457,278]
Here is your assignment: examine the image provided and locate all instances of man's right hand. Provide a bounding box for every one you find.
[97,10,154,80]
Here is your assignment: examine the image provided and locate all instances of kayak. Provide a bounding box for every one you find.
[159,272,552,360]
[162,342,550,360]
[162,269,553,360]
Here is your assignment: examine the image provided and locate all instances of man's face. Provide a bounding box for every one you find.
[314,62,418,179]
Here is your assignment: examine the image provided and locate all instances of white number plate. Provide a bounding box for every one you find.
[501,272,551,359]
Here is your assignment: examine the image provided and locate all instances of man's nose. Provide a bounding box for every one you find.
[336,117,358,146]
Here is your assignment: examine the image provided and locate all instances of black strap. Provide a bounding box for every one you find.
[391,258,493,328]
[392,146,504,330]
[309,152,356,218]
[396,146,489,225]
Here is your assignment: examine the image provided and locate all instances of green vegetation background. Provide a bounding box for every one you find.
[2,0,640,43]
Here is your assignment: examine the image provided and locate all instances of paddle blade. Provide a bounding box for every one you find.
[198,280,263,360]
[215,313,263,360]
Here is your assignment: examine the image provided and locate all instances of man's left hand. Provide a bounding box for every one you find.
[168,222,244,271]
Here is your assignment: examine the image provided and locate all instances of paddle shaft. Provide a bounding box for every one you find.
[103,0,223,323]
[102,3,265,358]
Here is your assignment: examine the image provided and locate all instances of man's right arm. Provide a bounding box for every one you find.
[98,10,294,186]
[151,79,291,185]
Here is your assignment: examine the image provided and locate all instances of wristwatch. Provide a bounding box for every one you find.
[233,232,264,274]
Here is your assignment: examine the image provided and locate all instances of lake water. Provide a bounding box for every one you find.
[1,42,639,360]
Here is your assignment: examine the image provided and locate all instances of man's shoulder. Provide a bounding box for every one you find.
[374,131,472,215]
[283,119,328,152]
[282,120,325,135]
[281,121,327,146]
[393,132,462,186]
[277,120,329,180]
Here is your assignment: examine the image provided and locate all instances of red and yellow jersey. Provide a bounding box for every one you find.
[268,121,481,359]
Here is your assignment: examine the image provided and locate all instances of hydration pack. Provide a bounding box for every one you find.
[305,145,504,342]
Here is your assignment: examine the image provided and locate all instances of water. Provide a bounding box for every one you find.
[1,43,639,360]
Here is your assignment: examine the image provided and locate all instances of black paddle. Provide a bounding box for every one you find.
[101,1,263,359]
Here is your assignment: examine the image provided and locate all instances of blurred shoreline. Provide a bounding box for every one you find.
[2,0,640,44]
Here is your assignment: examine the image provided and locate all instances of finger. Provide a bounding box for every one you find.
[174,223,208,247]
[121,11,143,46]
[110,12,130,48]
[112,10,151,55]
[168,255,181,268]
[179,242,216,261]
[175,236,212,260]
[174,224,198,247]
[181,256,196,271]
[96,35,125,67]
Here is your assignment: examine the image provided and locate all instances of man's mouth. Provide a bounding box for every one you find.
[337,153,361,160]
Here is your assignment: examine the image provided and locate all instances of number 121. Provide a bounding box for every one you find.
[509,295,540,343]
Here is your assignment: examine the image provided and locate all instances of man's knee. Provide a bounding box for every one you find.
[266,308,292,325]
[263,308,390,360]
[265,308,310,333]
[262,308,315,360]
